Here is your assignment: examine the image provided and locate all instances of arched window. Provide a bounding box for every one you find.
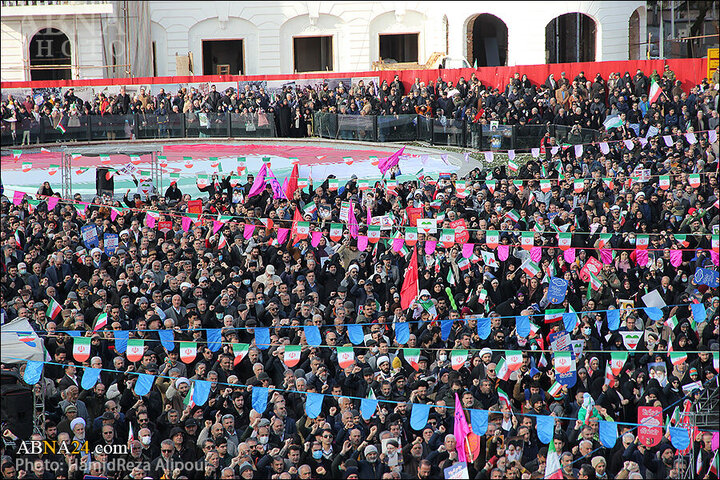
[545,13,596,63]
[29,28,71,81]
[466,14,508,67]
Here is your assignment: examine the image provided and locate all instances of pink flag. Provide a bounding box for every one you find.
[366,206,372,227]
[670,249,683,267]
[47,196,59,211]
[181,216,192,232]
[712,431,719,451]
[635,249,648,267]
[311,231,322,247]
[348,202,358,239]
[213,220,224,234]
[13,191,24,206]
[462,243,474,258]
[711,250,719,266]
[425,240,436,255]
[357,235,368,251]
[498,245,509,261]
[110,208,118,221]
[392,237,404,252]
[453,393,471,463]
[276,228,289,245]
[378,146,405,175]
[248,164,267,197]
[530,246,542,263]
[266,166,286,200]
[563,247,576,263]
[600,249,614,265]
[243,224,255,239]
[145,214,156,229]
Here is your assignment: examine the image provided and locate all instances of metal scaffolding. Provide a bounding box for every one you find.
[61,150,72,198]
[679,377,719,479]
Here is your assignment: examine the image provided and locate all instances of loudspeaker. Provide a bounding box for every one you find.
[96,167,114,197]
[1,373,34,439]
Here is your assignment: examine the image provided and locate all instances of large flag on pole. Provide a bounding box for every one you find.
[400,246,418,309]
[453,393,471,463]
[649,78,663,104]
[544,429,563,479]
[378,146,405,175]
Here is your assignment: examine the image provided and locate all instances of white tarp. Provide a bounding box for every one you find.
[0,318,46,364]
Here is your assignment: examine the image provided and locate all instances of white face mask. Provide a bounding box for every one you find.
[438,354,447,362]
[141,436,151,445]
[258,436,269,445]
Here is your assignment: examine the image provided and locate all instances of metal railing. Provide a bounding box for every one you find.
[1,111,601,149]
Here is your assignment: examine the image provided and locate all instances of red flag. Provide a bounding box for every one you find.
[474,108,485,121]
[285,163,299,199]
[290,207,303,242]
[400,246,418,310]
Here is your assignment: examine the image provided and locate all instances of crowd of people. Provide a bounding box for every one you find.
[0,65,719,480]
[3,65,720,145]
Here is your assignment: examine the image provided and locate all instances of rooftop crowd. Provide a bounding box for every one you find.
[2,65,720,143]
[0,66,719,480]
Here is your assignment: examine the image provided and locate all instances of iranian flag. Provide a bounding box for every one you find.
[343,156,354,165]
[183,383,196,409]
[505,209,520,223]
[46,298,62,319]
[126,339,144,362]
[73,337,91,362]
[540,179,551,192]
[12,149,22,159]
[21,161,32,172]
[337,347,355,368]
[330,223,343,241]
[485,230,499,249]
[328,179,339,191]
[451,350,468,371]
[598,233,612,249]
[521,259,540,277]
[708,451,718,478]
[358,179,370,191]
[217,233,228,249]
[405,348,421,371]
[130,155,142,165]
[649,77,663,104]
[604,361,616,388]
[158,155,168,167]
[405,227,418,246]
[689,174,701,188]
[386,180,398,191]
[669,351,687,366]
[128,422,135,446]
[180,342,197,363]
[48,164,59,175]
[296,222,310,239]
[99,154,111,164]
[521,231,534,250]
[574,179,584,193]
[675,234,690,248]
[481,251,499,268]
[508,159,519,173]
[610,352,627,376]
[558,232,572,250]
[486,180,496,193]
[93,313,108,332]
[284,345,302,367]
[665,315,679,329]
[478,288,488,304]
[368,225,381,243]
[506,351,523,371]
[56,123,66,134]
[441,229,456,248]
[636,234,649,249]
[496,357,511,381]
[554,351,572,374]
[544,428,564,479]
[304,201,317,214]
[588,271,602,291]
[544,309,564,323]
[232,343,249,366]
[497,387,511,409]
[183,156,193,168]
[458,258,470,271]
[603,177,615,189]
[659,175,671,190]
[548,381,564,399]
[447,268,456,286]
[169,172,180,183]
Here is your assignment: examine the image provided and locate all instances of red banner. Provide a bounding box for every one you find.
[450,219,469,244]
[406,207,423,228]
[579,257,604,282]
[637,406,663,447]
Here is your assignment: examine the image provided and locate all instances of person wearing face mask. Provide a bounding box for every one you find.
[137,426,158,461]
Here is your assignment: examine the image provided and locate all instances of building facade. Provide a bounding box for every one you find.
[1,1,647,82]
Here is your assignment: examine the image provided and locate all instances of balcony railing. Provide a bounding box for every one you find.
[1,111,602,150]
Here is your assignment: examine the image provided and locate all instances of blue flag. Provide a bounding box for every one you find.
[441,319,453,341]
[347,324,364,345]
[563,312,577,332]
[304,326,322,346]
[599,420,617,448]
[547,277,568,304]
[395,322,409,345]
[207,329,222,352]
[192,380,211,406]
[255,327,270,350]
[607,309,620,331]
[477,318,491,340]
[644,307,663,321]
[691,303,707,324]
[159,329,174,351]
[536,415,555,444]
[410,403,430,430]
[305,392,323,419]
[134,373,154,396]
[23,360,43,385]
[114,330,128,353]
[470,409,488,436]
[81,368,101,390]
[361,398,378,420]
[252,386,268,413]
[669,426,689,451]
[515,315,530,338]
